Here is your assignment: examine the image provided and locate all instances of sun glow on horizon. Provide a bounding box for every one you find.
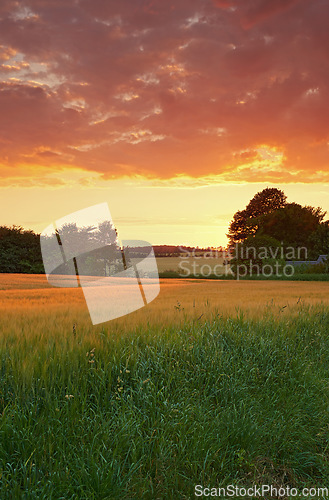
[1,0,329,245]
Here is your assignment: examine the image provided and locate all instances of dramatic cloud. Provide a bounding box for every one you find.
[0,0,328,185]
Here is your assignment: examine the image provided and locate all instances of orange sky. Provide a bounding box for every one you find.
[1,0,329,246]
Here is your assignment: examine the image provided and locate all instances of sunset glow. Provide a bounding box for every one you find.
[1,0,329,246]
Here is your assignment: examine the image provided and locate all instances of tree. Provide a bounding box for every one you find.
[256,203,326,255]
[53,220,121,277]
[226,210,250,245]
[227,188,287,245]
[230,234,282,276]
[0,225,43,273]
[309,221,329,257]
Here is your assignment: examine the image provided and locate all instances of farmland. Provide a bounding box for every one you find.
[1,273,329,327]
[0,274,329,498]
[155,255,230,278]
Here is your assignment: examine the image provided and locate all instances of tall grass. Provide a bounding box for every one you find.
[0,299,329,498]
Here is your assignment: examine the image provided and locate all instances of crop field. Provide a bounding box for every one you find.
[155,256,230,277]
[0,274,329,498]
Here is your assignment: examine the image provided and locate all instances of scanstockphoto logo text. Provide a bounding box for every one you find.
[177,244,309,280]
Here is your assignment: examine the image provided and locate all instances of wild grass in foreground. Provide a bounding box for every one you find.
[0,304,329,498]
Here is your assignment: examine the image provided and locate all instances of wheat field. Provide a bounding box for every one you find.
[1,273,329,341]
[1,274,329,497]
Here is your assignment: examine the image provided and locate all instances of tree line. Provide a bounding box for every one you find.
[0,226,225,275]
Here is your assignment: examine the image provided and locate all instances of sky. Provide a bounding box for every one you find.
[1,0,329,247]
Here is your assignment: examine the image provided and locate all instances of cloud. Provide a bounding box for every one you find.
[0,0,328,185]
[240,0,302,28]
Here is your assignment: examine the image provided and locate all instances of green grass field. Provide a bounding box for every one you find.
[0,275,329,498]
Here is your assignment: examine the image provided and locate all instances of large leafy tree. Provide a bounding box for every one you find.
[255,203,326,251]
[227,187,328,265]
[229,234,282,276]
[227,188,287,245]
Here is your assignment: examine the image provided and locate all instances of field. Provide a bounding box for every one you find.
[1,274,329,498]
[155,256,230,278]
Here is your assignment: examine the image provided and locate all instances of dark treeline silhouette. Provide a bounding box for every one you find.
[0,225,223,274]
[0,225,44,273]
